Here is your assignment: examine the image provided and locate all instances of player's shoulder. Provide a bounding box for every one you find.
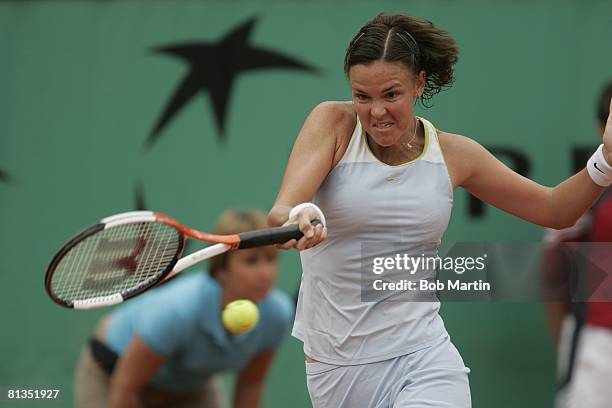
[261,289,295,324]
[436,129,483,156]
[311,100,355,121]
[436,129,496,173]
[308,101,356,135]
[431,129,488,187]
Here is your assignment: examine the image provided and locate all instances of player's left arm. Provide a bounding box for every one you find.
[440,104,609,228]
[233,351,275,408]
[460,137,602,228]
[443,101,612,229]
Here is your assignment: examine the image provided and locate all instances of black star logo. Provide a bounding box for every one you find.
[0,168,12,184]
[145,17,319,148]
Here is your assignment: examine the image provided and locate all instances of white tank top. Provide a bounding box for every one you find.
[293,116,453,365]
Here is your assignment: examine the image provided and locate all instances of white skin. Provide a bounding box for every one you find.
[269,59,612,253]
[108,247,279,408]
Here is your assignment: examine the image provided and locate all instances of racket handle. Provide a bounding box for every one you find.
[237,220,322,249]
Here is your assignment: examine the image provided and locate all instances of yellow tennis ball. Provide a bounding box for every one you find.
[222,299,260,334]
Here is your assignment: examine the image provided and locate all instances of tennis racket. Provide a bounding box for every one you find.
[45,211,318,310]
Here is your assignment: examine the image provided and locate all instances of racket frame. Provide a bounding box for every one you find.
[45,211,317,310]
[45,212,187,309]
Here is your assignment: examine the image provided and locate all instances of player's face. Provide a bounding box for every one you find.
[224,247,279,301]
[349,61,424,147]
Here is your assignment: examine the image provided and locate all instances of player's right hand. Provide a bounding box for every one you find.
[278,207,327,251]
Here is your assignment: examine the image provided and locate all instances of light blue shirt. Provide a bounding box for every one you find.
[105,272,294,391]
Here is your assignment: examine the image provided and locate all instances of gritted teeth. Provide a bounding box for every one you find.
[374,122,393,128]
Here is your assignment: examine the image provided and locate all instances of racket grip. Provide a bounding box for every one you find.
[237,220,322,249]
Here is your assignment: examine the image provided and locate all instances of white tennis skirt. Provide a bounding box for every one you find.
[305,334,471,408]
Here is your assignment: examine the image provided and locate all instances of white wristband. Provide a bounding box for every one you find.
[587,144,612,187]
[289,203,326,227]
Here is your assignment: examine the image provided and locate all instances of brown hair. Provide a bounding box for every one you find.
[208,210,269,278]
[344,14,459,107]
[597,81,612,126]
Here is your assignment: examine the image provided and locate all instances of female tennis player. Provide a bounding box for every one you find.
[74,210,294,408]
[268,14,612,407]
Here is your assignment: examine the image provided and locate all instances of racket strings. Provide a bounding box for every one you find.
[51,222,181,302]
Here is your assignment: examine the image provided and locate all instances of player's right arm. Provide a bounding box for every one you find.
[268,101,355,250]
[109,336,166,408]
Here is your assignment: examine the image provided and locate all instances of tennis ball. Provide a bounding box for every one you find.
[222,299,260,334]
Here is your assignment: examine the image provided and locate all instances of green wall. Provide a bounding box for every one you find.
[1,0,611,406]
